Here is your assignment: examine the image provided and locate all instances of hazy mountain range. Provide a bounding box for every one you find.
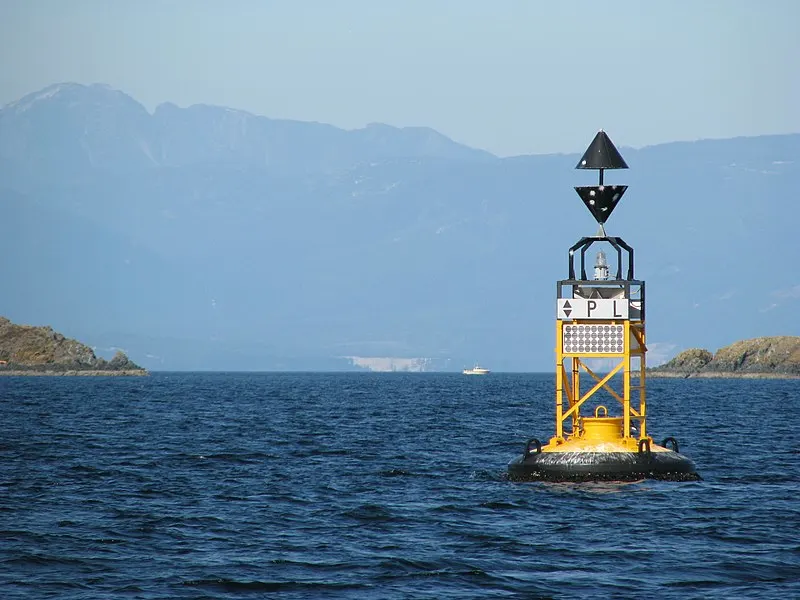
[1,82,798,371]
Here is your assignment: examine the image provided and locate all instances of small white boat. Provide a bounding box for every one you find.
[463,364,490,375]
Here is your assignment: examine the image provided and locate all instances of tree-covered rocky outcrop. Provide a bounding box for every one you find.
[0,317,147,375]
[649,337,800,379]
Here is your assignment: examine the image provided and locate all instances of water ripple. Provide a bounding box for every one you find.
[1,373,798,599]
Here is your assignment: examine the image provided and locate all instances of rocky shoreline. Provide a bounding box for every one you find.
[0,316,148,376]
[0,369,148,377]
[647,370,799,380]
[648,336,800,380]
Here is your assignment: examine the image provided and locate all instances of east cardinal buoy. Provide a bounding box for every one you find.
[508,130,700,482]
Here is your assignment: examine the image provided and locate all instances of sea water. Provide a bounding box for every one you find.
[1,373,798,598]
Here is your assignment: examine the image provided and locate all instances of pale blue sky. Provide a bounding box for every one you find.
[1,0,798,156]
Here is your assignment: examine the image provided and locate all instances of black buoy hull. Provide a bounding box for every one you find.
[508,451,700,482]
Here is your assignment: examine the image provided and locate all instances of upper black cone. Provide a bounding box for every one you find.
[576,130,628,170]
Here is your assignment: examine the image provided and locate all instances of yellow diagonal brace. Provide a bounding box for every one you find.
[561,364,574,406]
[631,326,648,352]
[562,361,624,422]
[580,361,624,404]
[577,361,642,417]
[579,360,641,418]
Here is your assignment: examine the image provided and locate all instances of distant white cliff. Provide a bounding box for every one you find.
[345,356,434,372]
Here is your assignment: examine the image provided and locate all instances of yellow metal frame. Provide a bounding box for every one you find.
[553,319,647,444]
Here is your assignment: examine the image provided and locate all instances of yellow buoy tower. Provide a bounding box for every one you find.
[508,130,700,482]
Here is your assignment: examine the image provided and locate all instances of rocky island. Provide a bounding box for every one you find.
[649,336,800,379]
[0,317,147,376]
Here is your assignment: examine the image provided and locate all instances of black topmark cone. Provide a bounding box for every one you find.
[574,185,627,225]
[575,130,629,170]
[574,130,629,228]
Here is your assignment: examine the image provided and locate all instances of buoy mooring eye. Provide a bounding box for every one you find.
[662,437,679,452]
[506,129,700,483]
[524,438,542,458]
[638,438,652,456]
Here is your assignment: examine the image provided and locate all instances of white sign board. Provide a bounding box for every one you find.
[557,298,629,320]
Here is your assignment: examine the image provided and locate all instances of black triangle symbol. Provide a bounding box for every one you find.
[564,309,572,317]
[574,185,628,224]
[563,301,572,309]
[575,130,629,170]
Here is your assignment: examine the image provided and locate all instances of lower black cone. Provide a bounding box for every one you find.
[574,185,627,224]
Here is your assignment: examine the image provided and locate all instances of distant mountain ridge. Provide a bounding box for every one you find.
[0,83,798,371]
[0,82,493,183]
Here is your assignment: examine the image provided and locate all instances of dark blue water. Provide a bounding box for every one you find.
[1,373,798,599]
